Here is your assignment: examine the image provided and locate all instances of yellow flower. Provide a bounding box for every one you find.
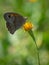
[28,0,37,3]
[23,22,34,31]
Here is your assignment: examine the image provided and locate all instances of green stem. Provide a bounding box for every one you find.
[35,42,40,65]
[28,30,40,65]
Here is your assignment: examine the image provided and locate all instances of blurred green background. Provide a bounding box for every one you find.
[0,0,49,65]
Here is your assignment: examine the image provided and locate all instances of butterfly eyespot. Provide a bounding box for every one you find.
[8,14,14,18]
[8,15,11,18]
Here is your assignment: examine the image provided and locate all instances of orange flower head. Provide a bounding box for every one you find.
[23,22,34,31]
[28,0,37,3]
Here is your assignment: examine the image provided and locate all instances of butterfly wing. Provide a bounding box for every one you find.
[14,14,26,30]
[4,12,26,34]
[6,22,16,34]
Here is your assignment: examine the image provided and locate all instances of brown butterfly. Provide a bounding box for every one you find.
[4,12,27,34]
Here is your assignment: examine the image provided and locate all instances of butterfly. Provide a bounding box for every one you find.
[4,12,27,34]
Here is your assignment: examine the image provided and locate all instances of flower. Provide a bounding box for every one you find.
[28,0,37,3]
[23,22,34,31]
